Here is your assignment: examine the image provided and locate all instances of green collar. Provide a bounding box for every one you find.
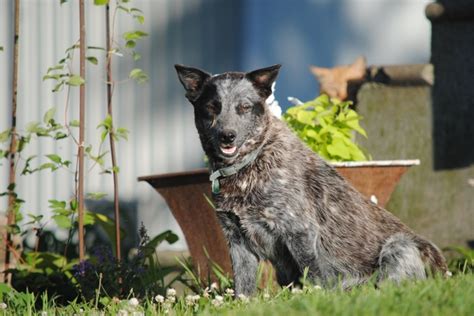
[209,147,262,194]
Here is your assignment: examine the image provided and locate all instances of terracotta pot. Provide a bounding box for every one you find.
[138,160,419,280]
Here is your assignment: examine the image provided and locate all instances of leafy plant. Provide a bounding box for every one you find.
[444,246,474,274]
[0,0,153,296]
[73,224,184,301]
[283,95,369,162]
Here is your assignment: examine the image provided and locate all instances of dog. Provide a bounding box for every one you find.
[174,64,448,295]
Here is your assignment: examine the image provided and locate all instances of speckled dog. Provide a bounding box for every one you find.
[175,64,448,296]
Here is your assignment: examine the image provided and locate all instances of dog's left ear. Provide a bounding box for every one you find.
[246,64,281,97]
[175,64,211,102]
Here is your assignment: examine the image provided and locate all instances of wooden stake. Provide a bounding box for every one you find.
[105,2,121,261]
[78,0,86,261]
[4,0,21,284]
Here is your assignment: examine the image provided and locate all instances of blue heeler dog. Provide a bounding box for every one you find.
[175,64,448,295]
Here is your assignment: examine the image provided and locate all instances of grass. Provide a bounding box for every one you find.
[0,273,472,315]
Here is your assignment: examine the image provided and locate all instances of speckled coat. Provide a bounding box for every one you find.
[175,64,448,296]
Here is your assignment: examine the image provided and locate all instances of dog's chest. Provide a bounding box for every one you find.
[216,189,291,260]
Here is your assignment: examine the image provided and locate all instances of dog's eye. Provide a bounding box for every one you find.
[238,103,252,113]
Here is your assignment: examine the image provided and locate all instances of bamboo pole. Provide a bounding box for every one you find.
[4,0,21,284]
[105,2,121,261]
[78,0,86,261]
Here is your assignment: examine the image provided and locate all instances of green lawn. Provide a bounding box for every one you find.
[208,274,473,316]
[0,273,472,315]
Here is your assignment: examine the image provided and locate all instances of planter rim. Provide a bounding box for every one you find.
[330,159,420,167]
[138,159,420,185]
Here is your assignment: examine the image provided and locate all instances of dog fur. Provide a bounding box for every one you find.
[175,64,448,295]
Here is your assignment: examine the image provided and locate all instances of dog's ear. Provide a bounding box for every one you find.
[174,64,211,102]
[246,64,281,97]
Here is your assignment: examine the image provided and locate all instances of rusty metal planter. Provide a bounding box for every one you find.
[138,159,419,280]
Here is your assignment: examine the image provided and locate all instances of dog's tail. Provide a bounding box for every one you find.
[415,237,451,277]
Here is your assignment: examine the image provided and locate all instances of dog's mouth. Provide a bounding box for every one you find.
[219,144,238,157]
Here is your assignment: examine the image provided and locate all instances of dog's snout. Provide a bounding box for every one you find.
[219,129,237,144]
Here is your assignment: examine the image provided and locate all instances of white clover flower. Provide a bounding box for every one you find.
[237,293,249,302]
[263,292,271,300]
[211,295,224,307]
[166,288,176,297]
[128,297,139,307]
[291,287,303,294]
[210,282,219,291]
[0,303,6,310]
[185,294,200,306]
[117,310,128,316]
[314,285,323,290]
[445,271,453,278]
[155,294,165,303]
[225,288,235,296]
[40,311,48,316]
[162,302,172,314]
[266,82,282,119]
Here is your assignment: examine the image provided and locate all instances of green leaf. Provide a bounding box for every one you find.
[67,75,85,86]
[116,127,129,141]
[52,214,72,229]
[52,81,65,92]
[69,199,77,211]
[54,131,68,140]
[94,0,109,5]
[98,114,113,130]
[84,210,95,226]
[129,68,148,84]
[87,46,106,51]
[123,30,148,41]
[141,230,179,257]
[117,5,130,14]
[46,154,62,164]
[344,110,367,138]
[69,119,80,127]
[132,51,141,61]
[86,56,98,65]
[43,107,56,124]
[125,40,136,49]
[327,138,351,160]
[49,199,66,209]
[0,129,11,143]
[135,15,145,24]
[39,162,57,171]
[0,47,3,52]
[87,192,107,200]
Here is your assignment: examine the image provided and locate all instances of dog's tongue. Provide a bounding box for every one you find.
[221,146,237,155]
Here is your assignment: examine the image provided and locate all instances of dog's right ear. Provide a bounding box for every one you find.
[174,64,211,102]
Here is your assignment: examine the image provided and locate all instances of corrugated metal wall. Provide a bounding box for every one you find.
[0,0,241,250]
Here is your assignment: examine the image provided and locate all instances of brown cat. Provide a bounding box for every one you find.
[310,56,366,101]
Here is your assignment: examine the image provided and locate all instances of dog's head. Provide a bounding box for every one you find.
[175,64,281,164]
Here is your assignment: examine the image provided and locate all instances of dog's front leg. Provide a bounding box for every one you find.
[216,211,259,296]
[284,230,321,284]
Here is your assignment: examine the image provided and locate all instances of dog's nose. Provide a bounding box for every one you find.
[219,130,236,143]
